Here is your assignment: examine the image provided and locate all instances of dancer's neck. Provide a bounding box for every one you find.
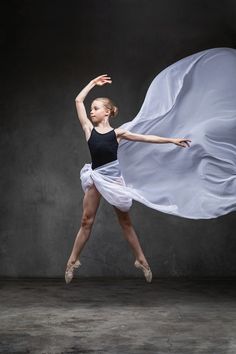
[95,122,113,133]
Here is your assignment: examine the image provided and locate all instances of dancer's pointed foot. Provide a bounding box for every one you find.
[65,259,81,284]
[134,260,152,283]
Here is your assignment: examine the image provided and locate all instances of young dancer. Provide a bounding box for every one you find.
[65,74,191,284]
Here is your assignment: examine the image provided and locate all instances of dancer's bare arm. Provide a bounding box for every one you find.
[75,74,112,136]
[75,81,95,132]
[116,129,191,147]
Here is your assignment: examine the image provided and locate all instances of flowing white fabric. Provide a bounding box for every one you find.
[81,47,236,219]
[80,159,178,213]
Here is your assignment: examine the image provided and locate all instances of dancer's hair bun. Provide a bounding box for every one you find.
[110,105,118,118]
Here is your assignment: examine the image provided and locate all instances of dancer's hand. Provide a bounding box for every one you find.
[92,74,112,86]
[172,138,191,147]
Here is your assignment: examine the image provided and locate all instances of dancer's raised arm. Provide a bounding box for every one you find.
[116,129,191,147]
[75,74,112,133]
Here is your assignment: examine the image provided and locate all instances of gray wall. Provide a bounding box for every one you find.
[1,0,236,278]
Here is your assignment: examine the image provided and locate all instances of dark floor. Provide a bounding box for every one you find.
[0,277,236,354]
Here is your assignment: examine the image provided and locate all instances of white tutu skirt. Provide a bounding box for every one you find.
[81,47,236,219]
[80,159,178,214]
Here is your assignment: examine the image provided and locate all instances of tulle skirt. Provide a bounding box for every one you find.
[80,159,178,214]
[80,47,236,219]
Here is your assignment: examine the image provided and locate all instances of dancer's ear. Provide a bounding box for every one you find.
[105,109,111,117]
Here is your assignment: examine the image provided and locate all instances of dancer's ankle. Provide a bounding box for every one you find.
[67,257,79,266]
[136,258,149,269]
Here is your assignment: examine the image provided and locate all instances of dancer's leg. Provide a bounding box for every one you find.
[113,206,150,269]
[66,184,101,266]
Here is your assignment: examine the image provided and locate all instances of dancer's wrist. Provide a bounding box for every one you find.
[89,80,96,87]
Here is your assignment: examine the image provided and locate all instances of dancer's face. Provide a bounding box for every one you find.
[90,100,110,123]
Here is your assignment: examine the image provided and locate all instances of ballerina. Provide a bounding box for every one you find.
[65,74,191,284]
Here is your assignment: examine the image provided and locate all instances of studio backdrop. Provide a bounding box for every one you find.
[1,0,236,278]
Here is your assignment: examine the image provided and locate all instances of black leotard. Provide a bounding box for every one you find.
[87,127,119,169]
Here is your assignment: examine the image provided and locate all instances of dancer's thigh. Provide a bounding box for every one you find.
[113,206,132,227]
[83,183,101,217]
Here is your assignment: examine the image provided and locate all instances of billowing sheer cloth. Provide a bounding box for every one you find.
[81,47,236,219]
[80,160,177,213]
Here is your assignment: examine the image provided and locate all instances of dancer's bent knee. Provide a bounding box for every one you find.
[81,214,95,231]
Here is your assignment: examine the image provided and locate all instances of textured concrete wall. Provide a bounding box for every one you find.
[1,0,236,277]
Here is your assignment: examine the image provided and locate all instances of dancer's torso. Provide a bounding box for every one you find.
[87,127,119,169]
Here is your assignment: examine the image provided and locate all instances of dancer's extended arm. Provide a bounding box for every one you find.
[116,129,191,148]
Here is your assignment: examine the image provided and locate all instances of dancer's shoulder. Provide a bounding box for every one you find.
[115,127,128,137]
[114,127,124,143]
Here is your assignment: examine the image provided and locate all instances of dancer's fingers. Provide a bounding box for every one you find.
[100,74,111,79]
[182,139,191,147]
[101,80,112,84]
[94,74,111,81]
[101,77,112,82]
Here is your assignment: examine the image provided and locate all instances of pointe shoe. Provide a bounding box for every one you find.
[134,260,152,283]
[65,259,81,284]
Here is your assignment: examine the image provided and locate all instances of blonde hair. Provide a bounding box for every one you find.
[94,97,118,118]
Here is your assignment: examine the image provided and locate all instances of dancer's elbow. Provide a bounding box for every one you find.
[75,97,83,103]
